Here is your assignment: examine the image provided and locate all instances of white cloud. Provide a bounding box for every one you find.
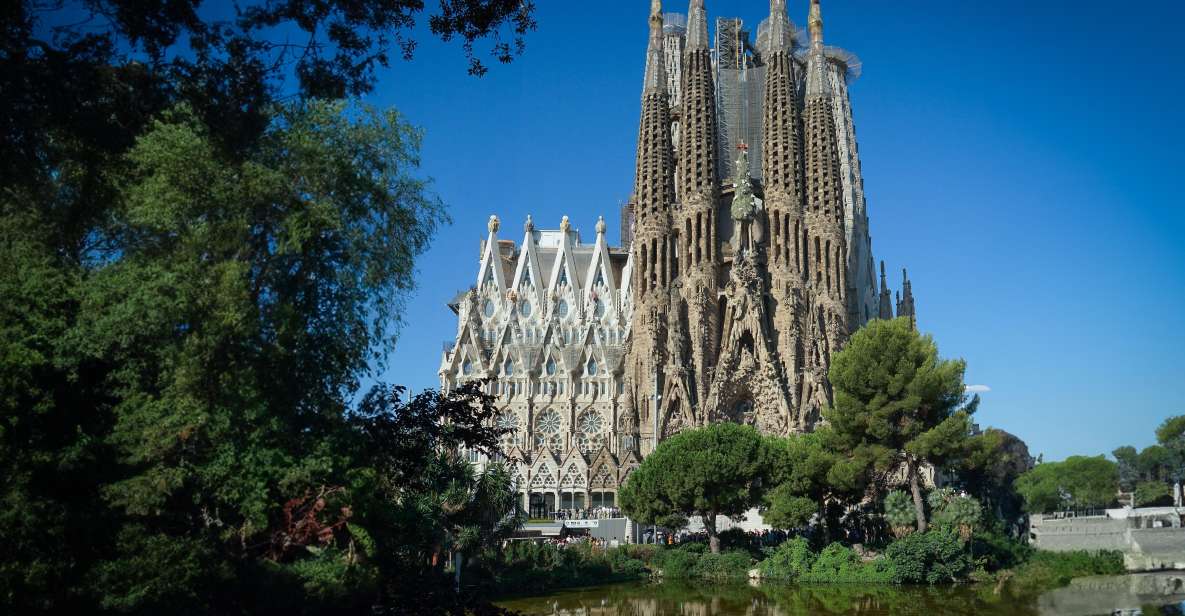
[965,384,992,393]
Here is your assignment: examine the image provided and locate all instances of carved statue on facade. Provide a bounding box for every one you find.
[729,146,765,255]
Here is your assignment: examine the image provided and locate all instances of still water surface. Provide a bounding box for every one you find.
[498,575,1185,616]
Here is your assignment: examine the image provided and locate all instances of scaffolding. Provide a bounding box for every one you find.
[714,18,764,182]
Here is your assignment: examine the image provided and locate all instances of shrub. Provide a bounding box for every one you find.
[885,529,973,584]
[690,551,752,581]
[884,490,917,537]
[928,489,982,541]
[758,537,816,581]
[651,548,697,578]
[971,527,1032,572]
[1134,481,1173,507]
[1008,550,1125,594]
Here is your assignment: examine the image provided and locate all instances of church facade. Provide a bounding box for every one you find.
[439,0,917,516]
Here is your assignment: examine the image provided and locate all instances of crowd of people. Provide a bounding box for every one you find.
[552,506,622,521]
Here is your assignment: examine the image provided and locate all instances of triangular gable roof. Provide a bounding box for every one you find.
[583,219,618,304]
[477,216,508,292]
[546,219,583,306]
[530,448,561,474]
[558,448,589,474]
[512,218,545,305]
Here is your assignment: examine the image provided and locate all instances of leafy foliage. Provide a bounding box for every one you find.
[884,490,918,536]
[762,432,836,530]
[619,423,769,553]
[927,488,982,541]
[1006,550,1125,594]
[884,530,973,584]
[1134,481,1172,507]
[1013,456,1119,513]
[959,428,1032,529]
[823,317,977,532]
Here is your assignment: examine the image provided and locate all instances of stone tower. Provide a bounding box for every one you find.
[626,0,679,454]
[673,0,719,425]
[439,0,920,516]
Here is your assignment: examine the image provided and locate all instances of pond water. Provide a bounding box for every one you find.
[497,574,1185,616]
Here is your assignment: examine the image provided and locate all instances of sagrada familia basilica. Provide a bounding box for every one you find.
[440,0,917,515]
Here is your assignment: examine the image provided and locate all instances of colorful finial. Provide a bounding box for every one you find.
[524,214,534,233]
[808,0,824,49]
[488,214,500,234]
[596,216,607,235]
[560,215,571,234]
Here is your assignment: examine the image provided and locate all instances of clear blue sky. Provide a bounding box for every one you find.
[365,1,1185,462]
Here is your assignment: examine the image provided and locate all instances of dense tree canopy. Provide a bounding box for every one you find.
[1,1,537,611]
[823,317,978,532]
[1013,456,1119,514]
[762,432,837,531]
[620,423,770,553]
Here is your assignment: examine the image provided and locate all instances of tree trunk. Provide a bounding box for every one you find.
[705,512,720,554]
[907,458,928,533]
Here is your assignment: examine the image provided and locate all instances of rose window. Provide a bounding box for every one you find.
[534,410,563,453]
[576,411,604,453]
[496,410,519,449]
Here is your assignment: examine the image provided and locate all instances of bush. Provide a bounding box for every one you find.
[884,530,973,584]
[799,543,896,584]
[691,551,752,580]
[758,537,816,581]
[1008,550,1125,594]
[651,548,697,578]
[1135,481,1173,507]
[491,542,648,595]
[928,489,982,540]
[971,527,1032,572]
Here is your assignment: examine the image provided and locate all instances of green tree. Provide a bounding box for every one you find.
[1112,445,1141,491]
[762,432,836,530]
[619,423,768,554]
[1134,481,1172,507]
[1013,456,1119,513]
[1137,445,1172,482]
[883,491,918,538]
[927,488,982,541]
[1155,415,1185,500]
[959,428,1032,529]
[823,317,977,533]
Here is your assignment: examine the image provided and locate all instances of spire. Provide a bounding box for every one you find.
[766,0,793,54]
[897,268,917,329]
[686,0,708,50]
[634,0,676,224]
[808,0,824,51]
[642,0,666,94]
[677,0,718,211]
[878,260,894,320]
[524,214,534,233]
[804,0,832,99]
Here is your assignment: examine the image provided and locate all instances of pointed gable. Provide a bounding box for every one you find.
[477,215,508,293]
[546,217,583,306]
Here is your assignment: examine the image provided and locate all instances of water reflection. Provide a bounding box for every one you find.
[497,576,1185,616]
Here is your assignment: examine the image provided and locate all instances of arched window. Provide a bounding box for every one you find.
[503,359,514,376]
[482,299,495,318]
[520,301,532,318]
[557,299,569,318]
[462,359,473,375]
[545,357,557,376]
[586,358,598,376]
[593,298,605,318]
